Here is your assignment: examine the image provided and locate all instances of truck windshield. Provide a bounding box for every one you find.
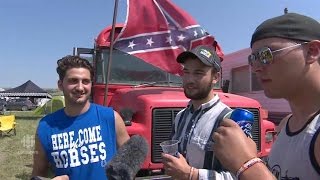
[94,48,221,89]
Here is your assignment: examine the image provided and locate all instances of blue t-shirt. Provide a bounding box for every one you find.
[37,103,117,180]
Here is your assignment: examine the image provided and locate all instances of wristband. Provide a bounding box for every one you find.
[236,157,263,179]
[189,166,194,180]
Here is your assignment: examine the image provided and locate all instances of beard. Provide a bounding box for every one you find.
[183,82,212,100]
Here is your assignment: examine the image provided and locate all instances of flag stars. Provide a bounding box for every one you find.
[146,37,154,47]
[201,29,205,35]
[118,26,209,52]
[193,30,198,37]
[128,40,136,49]
[166,36,173,44]
[177,34,186,41]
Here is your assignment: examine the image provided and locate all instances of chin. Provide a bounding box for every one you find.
[184,92,196,99]
[264,91,282,99]
[77,98,90,104]
[71,97,89,104]
[75,100,88,104]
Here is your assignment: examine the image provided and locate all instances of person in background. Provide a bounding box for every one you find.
[32,55,130,180]
[162,45,235,179]
[213,12,320,180]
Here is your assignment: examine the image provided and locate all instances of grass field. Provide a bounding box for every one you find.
[0,113,41,180]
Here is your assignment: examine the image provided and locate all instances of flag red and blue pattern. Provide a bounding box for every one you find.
[112,0,224,75]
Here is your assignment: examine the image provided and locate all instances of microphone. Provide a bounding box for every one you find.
[106,135,149,180]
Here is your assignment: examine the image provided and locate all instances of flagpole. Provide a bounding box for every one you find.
[103,0,119,106]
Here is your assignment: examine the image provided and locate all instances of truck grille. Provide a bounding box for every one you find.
[238,108,261,153]
[151,108,261,163]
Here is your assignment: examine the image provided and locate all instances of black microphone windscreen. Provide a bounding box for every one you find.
[106,135,148,180]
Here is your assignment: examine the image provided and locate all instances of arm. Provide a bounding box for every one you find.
[162,153,235,180]
[212,119,275,180]
[238,163,274,180]
[31,175,69,180]
[162,153,191,179]
[32,133,49,177]
[114,111,130,148]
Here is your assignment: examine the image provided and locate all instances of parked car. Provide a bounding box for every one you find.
[6,98,37,111]
[0,99,7,114]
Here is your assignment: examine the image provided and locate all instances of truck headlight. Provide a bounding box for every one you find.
[265,131,276,143]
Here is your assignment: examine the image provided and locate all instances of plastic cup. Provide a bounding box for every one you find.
[160,140,179,157]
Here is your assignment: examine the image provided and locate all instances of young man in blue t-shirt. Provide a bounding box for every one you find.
[31,55,130,180]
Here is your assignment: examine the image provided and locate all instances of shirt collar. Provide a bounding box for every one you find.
[187,94,220,113]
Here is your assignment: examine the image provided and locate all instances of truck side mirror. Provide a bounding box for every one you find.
[222,80,230,93]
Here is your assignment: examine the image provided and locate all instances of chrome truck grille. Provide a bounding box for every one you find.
[151,108,261,163]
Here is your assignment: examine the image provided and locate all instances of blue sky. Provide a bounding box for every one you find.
[1,0,319,88]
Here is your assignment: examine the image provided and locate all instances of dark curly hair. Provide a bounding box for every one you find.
[56,55,94,81]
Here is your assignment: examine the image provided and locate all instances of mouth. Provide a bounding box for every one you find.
[185,86,197,90]
[73,92,85,98]
[260,78,272,84]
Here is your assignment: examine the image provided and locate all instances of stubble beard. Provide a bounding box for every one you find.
[65,91,90,107]
[184,83,212,100]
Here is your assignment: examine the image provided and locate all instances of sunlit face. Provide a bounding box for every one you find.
[181,58,219,100]
[251,38,306,99]
[58,68,92,106]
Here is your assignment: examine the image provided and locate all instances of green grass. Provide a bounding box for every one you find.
[0,115,40,180]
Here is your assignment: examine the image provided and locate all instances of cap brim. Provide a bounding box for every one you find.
[177,51,212,67]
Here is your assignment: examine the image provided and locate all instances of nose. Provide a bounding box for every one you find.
[75,81,85,91]
[251,60,264,73]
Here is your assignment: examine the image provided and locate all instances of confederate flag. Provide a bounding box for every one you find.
[113,0,224,75]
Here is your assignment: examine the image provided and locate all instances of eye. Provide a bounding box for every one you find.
[258,48,273,64]
[68,78,78,84]
[194,71,205,75]
[82,79,92,85]
[248,54,256,66]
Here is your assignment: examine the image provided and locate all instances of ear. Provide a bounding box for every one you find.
[306,40,320,64]
[58,80,63,91]
[212,71,221,84]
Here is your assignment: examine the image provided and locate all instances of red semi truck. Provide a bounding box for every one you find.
[74,24,276,175]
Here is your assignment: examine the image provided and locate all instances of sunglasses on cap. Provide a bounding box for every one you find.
[248,42,308,66]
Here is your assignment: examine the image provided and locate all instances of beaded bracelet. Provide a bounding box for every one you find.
[236,157,263,179]
[189,166,194,180]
